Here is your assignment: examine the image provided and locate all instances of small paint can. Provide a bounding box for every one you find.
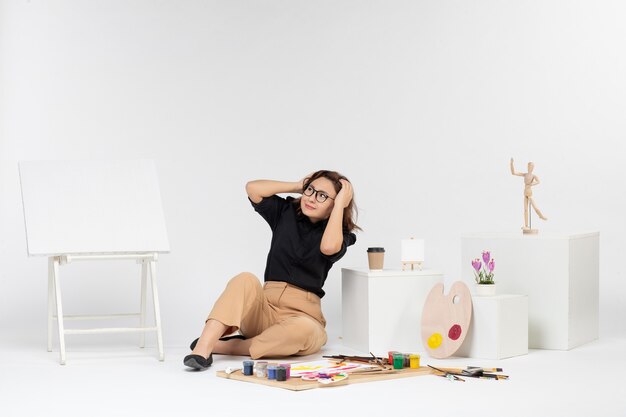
[276,366,287,382]
[388,351,399,365]
[279,363,291,380]
[254,361,268,378]
[409,354,420,369]
[267,364,278,380]
[393,353,404,369]
[243,360,255,376]
[403,354,411,368]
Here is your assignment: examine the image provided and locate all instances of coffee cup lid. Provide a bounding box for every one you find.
[367,247,385,252]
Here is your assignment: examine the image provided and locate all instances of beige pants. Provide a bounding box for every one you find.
[207,272,327,359]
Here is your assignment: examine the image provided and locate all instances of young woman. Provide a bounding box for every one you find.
[184,170,360,370]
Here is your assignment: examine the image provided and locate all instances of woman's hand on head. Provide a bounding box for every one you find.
[335,179,353,209]
[299,172,314,193]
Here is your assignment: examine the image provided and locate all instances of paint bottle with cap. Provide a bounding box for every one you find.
[243,360,255,376]
[279,363,291,380]
[254,361,268,378]
[388,351,400,365]
[267,364,278,380]
[393,353,404,369]
[276,366,287,382]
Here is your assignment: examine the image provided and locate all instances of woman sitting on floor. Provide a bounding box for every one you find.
[184,170,360,370]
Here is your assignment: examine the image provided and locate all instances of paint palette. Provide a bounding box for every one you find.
[420,281,472,359]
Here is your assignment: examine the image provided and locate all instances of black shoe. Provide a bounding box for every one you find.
[183,353,213,370]
[189,334,247,351]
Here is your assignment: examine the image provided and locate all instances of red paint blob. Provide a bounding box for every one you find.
[448,324,462,340]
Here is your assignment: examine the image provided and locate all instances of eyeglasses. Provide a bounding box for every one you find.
[303,185,335,203]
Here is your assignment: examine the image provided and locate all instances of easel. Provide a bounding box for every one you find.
[401,261,423,271]
[47,253,164,365]
[401,238,424,270]
[20,160,170,365]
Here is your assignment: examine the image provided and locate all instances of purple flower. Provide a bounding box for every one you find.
[482,251,491,264]
[473,250,495,284]
[471,258,482,272]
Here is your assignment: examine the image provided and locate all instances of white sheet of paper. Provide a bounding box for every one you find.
[19,159,170,256]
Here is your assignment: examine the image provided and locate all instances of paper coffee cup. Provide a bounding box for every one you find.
[367,247,385,270]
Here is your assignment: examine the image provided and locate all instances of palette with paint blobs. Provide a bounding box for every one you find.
[420,281,472,359]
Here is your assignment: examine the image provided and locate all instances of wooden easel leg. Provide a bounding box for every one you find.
[139,261,147,349]
[47,258,54,352]
[51,257,66,365]
[148,260,164,361]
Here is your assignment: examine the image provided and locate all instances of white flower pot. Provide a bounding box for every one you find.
[475,283,496,296]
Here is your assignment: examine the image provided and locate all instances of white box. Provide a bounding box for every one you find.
[341,267,443,354]
[458,295,528,359]
[461,232,599,350]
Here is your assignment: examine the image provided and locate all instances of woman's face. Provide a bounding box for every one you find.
[300,177,337,222]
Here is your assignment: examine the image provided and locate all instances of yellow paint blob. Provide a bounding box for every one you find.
[427,333,443,349]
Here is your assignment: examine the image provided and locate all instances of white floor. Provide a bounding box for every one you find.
[2,336,625,417]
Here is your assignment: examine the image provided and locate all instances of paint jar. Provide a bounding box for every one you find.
[276,366,287,382]
[393,353,404,369]
[267,364,278,380]
[403,354,411,368]
[243,360,255,376]
[254,361,268,378]
[409,354,420,369]
[388,351,399,365]
[279,363,291,380]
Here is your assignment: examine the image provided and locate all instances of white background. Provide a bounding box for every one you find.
[1,0,625,350]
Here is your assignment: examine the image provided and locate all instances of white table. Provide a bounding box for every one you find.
[461,232,599,350]
[341,267,443,355]
[457,294,528,359]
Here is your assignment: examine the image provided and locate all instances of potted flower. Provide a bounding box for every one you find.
[471,250,496,296]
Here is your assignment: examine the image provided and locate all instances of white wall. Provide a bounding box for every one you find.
[1,0,625,349]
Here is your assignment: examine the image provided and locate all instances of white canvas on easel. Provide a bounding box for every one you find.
[19,159,170,364]
[401,238,424,271]
[20,159,170,255]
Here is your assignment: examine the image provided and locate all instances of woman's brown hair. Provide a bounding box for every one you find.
[295,170,362,233]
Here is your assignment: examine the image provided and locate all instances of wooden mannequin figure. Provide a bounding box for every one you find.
[510,158,547,234]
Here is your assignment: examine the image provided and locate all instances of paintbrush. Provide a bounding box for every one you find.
[435,367,509,380]
[428,365,465,382]
[480,374,509,380]
[348,368,398,375]
[323,353,387,369]
[467,366,503,373]
[435,366,504,374]
[323,354,384,364]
